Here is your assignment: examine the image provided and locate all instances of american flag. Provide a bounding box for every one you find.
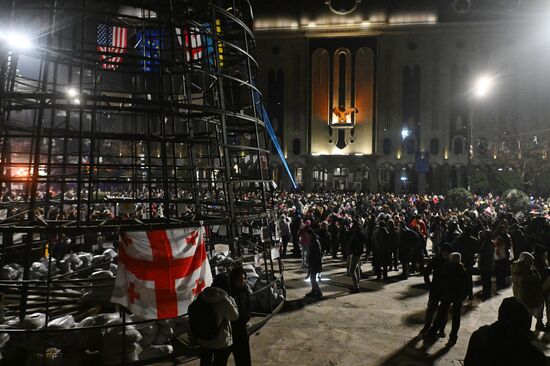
[97,23,128,70]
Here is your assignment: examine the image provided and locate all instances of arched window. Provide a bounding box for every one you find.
[453,136,464,156]
[292,138,301,155]
[383,138,392,155]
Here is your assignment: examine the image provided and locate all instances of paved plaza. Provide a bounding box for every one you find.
[192,256,550,366]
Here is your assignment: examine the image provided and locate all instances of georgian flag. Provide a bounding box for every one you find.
[111,227,212,319]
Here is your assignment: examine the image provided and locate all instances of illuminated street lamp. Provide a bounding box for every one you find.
[467,74,495,190]
[0,31,33,51]
[473,75,494,98]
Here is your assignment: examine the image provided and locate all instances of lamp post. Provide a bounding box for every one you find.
[468,75,494,191]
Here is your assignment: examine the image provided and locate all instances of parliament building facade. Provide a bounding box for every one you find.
[253,0,550,193]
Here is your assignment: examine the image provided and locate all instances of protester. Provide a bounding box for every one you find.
[511,252,545,330]
[290,214,302,258]
[398,222,417,279]
[229,267,252,366]
[387,219,399,271]
[348,220,366,292]
[328,216,340,259]
[305,227,323,298]
[478,229,495,299]
[464,297,546,366]
[373,220,391,280]
[278,214,291,258]
[421,243,452,335]
[299,221,313,268]
[453,226,479,300]
[193,274,239,366]
[425,252,469,345]
[318,221,332,256]
[493,225,512,289]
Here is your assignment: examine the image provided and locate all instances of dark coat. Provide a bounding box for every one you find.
[348,229,366,256]
[230,284,251,329]
[374,227,390,253]
[478,239,495,274]
[440,261,469,302]
[423,256,447,299]
[307,235,323,274]
[317,228,331,253]
[464,322,545,366]
[398,227,418,258]
[453,234,479,269]
[328,222,339,244]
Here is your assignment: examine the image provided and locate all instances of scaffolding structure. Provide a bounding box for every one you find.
[0,0,283,364]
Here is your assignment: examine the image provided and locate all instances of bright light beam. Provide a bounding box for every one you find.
[0,31,33,51]
[474,75,494,98]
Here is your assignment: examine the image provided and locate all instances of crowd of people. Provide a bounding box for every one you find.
[274,191,549,363]
[5,184,550,364]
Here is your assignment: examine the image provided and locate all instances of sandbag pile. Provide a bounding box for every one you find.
[0,248,117,282]
[0,311,179,364]
[0,241,281,364]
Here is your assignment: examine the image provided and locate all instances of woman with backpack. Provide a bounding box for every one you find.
[190,274,239,366]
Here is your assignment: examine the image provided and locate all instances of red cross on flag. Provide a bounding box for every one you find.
[111,227,212,319]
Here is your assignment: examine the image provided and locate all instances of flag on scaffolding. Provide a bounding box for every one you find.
[135,29,162,72]
[111,226,212,319]
[97,23,128,70]
[176,25,203,62]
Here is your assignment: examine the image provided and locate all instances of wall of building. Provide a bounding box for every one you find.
[254,12,550,192]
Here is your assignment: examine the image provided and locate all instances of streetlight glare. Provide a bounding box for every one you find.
[401,127,410,139]
[66,88,78,98]
[0,31,33,50]
[474,75,494,98]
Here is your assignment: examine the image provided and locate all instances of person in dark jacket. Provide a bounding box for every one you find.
[317,222,332,256]
[426,252,469,345]
[411,224,426,273]
[493,225,512,289]
[387,220,399,271]
[452,226,479,300]
[328,218,340,259]
[510,223,527,261]
[289,214,302,258]
[374,221,391,280]
[348,221,366,292]
[444,220,461,246]
[338,219,350,261]
[478,229,495,299]
[398,222,418,279]
[464,297,546,366]
[229,267,252,366]
[421,243,452,335]
[305,227,323,298]
[278,214,291,258]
